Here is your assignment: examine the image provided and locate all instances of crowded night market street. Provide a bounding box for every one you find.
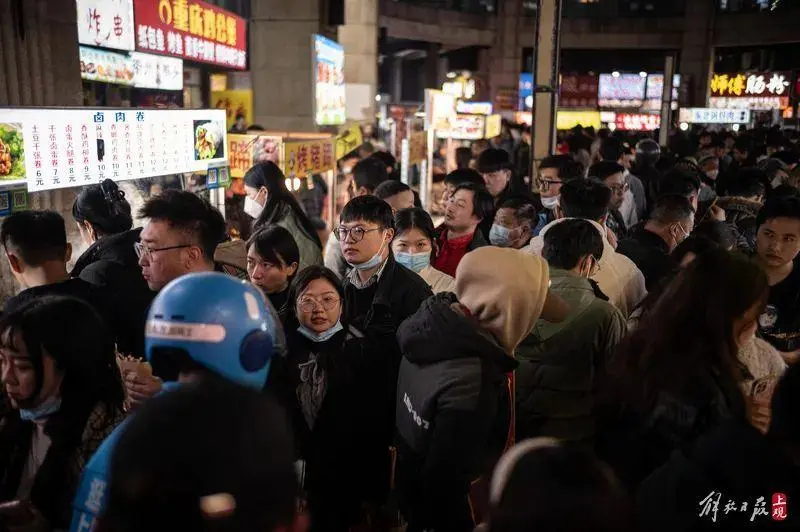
[0,0,799,531]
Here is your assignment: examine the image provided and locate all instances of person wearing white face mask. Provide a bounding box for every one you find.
[392,208,455,294]
[516,219,626,444]
[243,162,322,270]
[282,265,397,530]
[533,155,585,236]
[489,197,536,249]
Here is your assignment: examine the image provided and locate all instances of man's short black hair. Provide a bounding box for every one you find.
[560,178,612,222]
[588,161,625,182]
[352,157,388,193]
[370,151,397,173]
[727,173,767,199]
[454,182,494,222]
[657,168,701,199]
[540,154,584,182]
[498,196,538,227]
[139,190,226,262]
[692,220,736,250]
[374,180,411,201]
[650,194,695,225]
[444,168,484,188]
[0,210,68,266]
[599,137,624,162]
[756,195,800,228]
[543,219,604,270]
[455,147,473,169]
[340,195,395,230]
[477,148,512,174]
[734,136,752,153]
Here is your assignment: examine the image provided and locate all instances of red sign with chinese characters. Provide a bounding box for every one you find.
[772,493,788,522]
[615,113,660,131]
[133,0,247,69]
[559,74,599,108]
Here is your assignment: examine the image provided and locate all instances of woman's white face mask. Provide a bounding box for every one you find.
[244,187,268,219]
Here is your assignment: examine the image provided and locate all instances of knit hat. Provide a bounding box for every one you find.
[455,247,568,354]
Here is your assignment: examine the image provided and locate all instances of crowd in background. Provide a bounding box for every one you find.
[0,119,799,532]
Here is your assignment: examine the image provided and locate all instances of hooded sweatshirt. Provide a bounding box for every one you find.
[394,247,549,530]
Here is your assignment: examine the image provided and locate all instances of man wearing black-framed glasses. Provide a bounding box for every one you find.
[136,191,226,292]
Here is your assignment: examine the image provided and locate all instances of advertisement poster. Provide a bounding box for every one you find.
[559,74,598,108]
[335,124,363,160]
[645,74,681,101]
[494,88,518,113]
[518,73,534,111]
[211,90,253,130]
[485,115,502,139]
[436,115,486,140]
[133,0,247,69]
[79,46,134,85]
[77,0,135,51]
[598,74,646,108]
[313,35,346,126]
[283,139,336,177]
[228,134,282,179]
[408,131,427,165]
[424,89,456,131]
[130,51,183,90]
[0,108,226,192]
[456,101,493,115]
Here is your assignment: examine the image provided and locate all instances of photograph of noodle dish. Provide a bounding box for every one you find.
[193,120,225,161]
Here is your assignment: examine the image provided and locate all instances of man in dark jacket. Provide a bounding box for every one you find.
[335,196,432,505]
[1,211,109,319]
[636,364,800,531]
[516,219,626,444]
[617,194,695,291]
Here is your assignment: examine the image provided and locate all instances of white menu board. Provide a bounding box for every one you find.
[0,108,226,192]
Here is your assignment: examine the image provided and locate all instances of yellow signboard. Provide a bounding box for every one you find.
[211,89,253,130]
[335,124,363,160]
[227,134,283,179]
[485,114,502,139]
[283,138,336,177]
[408,131,427,165]
[556,110,601,131]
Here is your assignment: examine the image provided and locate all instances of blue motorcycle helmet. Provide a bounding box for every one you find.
[145,272,279,390]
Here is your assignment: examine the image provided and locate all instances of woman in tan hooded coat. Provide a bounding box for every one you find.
[394,247,567,532]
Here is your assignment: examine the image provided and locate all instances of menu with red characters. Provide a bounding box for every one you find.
[0,108,226,192]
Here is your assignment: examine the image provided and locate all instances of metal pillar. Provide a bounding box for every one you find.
[658,54,675,148]
[530,0,563,189]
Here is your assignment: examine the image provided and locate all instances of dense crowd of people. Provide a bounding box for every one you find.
[0,122,799,531]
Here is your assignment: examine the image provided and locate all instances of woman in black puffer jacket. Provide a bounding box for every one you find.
[71,179,154,356]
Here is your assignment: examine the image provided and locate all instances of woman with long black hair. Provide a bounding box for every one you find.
[71,179,154,356]
[243,162,323,270]
[0,296,125,529]
[597,249,769,488]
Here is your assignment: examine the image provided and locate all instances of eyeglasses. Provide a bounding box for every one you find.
[608,183,630,194]
[536,178,561,191]
[334,226,380,242]
[297,295,341,313]
[134,242,192,260]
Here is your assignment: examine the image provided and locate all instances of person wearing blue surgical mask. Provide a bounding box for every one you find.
[0,296,125,530]
[489,197,537,249]
[392,208,455,293]
[283,265,396,530]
